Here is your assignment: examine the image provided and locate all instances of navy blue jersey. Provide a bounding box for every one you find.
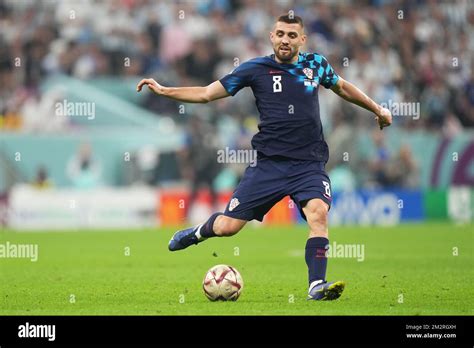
[219,52,339,162]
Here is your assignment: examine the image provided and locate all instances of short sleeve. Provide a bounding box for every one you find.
[219,61,254,96]
[320,55,339,89]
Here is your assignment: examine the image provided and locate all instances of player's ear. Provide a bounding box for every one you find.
[300,33,307,45]
[298,34,307,50]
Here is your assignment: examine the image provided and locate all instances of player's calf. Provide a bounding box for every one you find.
[304,198,329,239]
[213,215,247,236]
[303,199,330,284]
[301,198,345,300]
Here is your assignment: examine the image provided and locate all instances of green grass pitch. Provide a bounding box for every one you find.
[1,222,473,315]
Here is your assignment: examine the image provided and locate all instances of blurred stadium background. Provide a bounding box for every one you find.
[0,0,473,230]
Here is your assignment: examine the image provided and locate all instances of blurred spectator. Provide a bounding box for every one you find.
[20,88,69,132]
[66,142,102,188]
[31,166,53,189]
[453,69,474,127]
[183,39,221,83]
[367,130,391,188]
[178,117,222,216]
[421,78,450,129]
[443,112,463,138]
[385,144,419,188]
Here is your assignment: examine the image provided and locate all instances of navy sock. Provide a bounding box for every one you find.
[305,237,329,286]
[198,212,223,239]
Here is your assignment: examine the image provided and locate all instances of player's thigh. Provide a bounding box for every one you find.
[290,166,332,225]
[214,215,247,236]
[301,198,329,235]
[224,157,287,222]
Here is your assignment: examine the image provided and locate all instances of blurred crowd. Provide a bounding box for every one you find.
[1,0,473,191]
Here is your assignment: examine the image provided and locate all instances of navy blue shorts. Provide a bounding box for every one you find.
[224,155,332,222]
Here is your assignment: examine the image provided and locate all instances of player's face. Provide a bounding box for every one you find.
[270,22,306,64]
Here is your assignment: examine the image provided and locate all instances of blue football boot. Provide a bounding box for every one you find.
[168,224,204,251]
[307,280,346,301]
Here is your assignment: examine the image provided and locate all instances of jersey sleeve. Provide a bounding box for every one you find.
[319,55,339,89]
[219,61,255,96]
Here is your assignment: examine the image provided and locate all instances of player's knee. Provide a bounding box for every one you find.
[305,199,328,220]
[214,216,245,236]
[304,199,329,236]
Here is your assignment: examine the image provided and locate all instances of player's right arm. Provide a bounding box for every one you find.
[136,79,230,103]
[137,60,254,103]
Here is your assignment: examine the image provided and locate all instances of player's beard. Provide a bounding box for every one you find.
[274,45,297,63]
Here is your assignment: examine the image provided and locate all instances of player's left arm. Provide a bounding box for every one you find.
[330,78,392,130]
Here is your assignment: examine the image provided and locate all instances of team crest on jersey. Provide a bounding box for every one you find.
[228,198,240,212]
[303,68,313,80]
[303,68,318,88]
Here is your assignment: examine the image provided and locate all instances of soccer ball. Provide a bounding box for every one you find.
[202,264,244,301]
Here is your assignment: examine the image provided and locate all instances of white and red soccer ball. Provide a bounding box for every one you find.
[202,264,244,301]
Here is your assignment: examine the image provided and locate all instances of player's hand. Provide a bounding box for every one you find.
[136,78,166,95]
[375,106,392,130]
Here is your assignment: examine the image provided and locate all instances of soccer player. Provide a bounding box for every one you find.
[137,15,392,300]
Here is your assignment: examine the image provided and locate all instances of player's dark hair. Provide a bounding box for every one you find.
[276,14,304,28]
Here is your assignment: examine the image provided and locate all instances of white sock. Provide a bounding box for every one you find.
[194,224,205,241]
[308,280,324,292]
